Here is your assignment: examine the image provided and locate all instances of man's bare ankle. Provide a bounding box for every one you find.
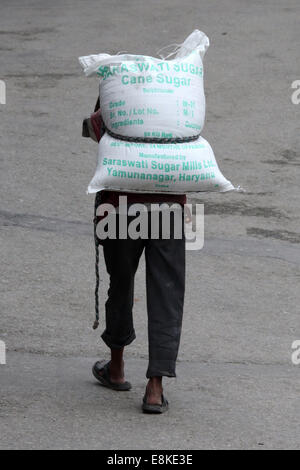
[110,347,125,379]
[146,378,163,405]
[109,361,125,383]
[147,377,163,393]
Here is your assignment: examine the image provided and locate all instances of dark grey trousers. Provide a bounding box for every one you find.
[100,211,186,378]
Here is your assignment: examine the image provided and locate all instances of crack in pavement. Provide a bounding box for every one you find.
[189,198,288,219]
[0,210,92,236]
[1,349,295,369]
[201,237,300,266]
[1,210,300,266]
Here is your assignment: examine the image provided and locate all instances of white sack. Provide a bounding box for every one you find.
[87,133,234,194]
[79,30,209,139]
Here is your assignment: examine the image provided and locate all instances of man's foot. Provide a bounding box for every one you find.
[92,361,132,391]
[95,360,125,384]
[142,377,168,414]
[145,377,163,405]
[92,348,131,391]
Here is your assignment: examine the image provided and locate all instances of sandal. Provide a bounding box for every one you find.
[92,361,132,391]
[142,393,169,414]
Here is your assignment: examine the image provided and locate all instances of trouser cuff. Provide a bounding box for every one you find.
[146,360,177,378]
[101,330,136,350]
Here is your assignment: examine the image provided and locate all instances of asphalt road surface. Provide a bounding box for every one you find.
[0,0,299,450]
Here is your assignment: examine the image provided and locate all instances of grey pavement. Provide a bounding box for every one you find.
[0,0,299,450]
